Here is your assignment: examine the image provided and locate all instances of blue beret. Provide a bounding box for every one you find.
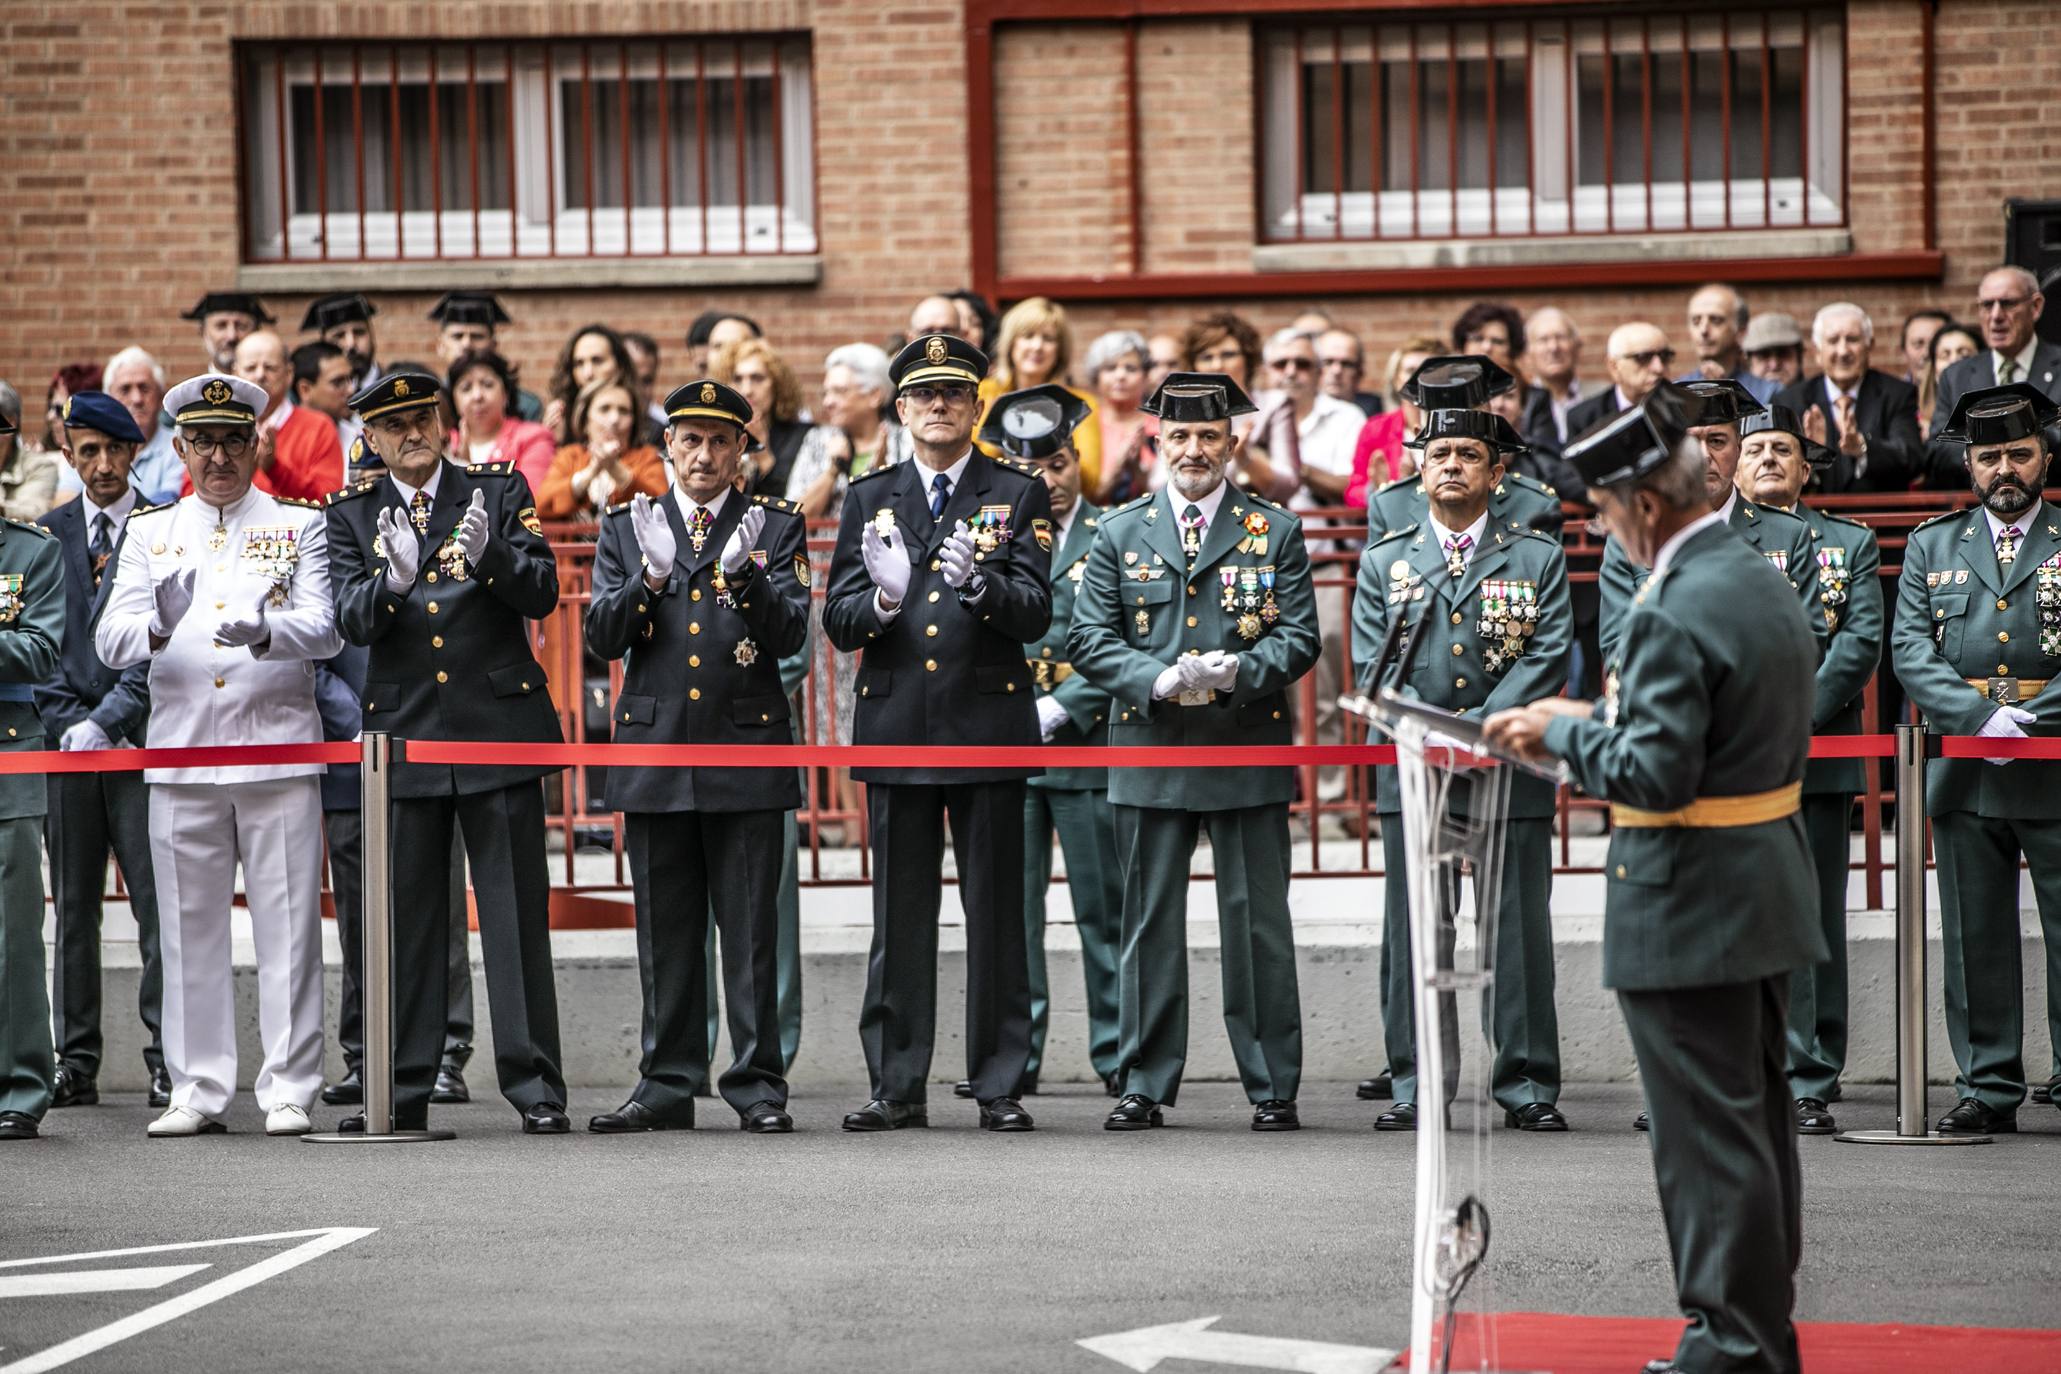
[60,391,146,445]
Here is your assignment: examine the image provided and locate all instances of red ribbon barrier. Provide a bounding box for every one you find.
[1937,736,2061,759]
[0,743,360,774]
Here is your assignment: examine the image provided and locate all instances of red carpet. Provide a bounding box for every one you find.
[1403,1312,2061,1373]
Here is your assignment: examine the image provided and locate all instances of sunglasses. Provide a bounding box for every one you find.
[1270,357,1317,373]
[1623,348,1676,368]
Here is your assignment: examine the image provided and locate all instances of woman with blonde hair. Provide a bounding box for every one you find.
[975,296,1102,492]
[713,336,811,498]
[1344,334,1443,508]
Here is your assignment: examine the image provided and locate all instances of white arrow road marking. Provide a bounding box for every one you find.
[0,1267,210,1300]
[0,1227,375,1374]
[1078,1316,1398,1374]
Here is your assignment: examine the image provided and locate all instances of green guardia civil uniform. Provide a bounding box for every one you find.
[1068,484,1321,1106]
[0,518,65,1125]
[1784,502,1884,1103]
[1364,469,1561,541]
[1025,502,1122,1087]
[1891,500,2061,1116]
[1350,514,1572,1114]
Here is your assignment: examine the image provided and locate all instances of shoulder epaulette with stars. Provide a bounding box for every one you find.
[1375,474,1423,494]
[848,463,897,486]
[1084,515,1098,528]
[1910,506,1971,534]
[1106,494,1154,518]
[1509,523,1562,548]
[1001,457,1041,480]
[1369,523,1417,548]
[4,516,51,539]
[469,461,515,477]
[750,493,800,514]
[603,500,635,519]
[129,501,174,519]
[326,478,383,506]
[275,496,322,510]
[1508,471,1558,498]
[1243,488,1287,511]
[1814,508,1873,536]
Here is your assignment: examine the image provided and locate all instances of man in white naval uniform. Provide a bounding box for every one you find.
[96,373,343,1138]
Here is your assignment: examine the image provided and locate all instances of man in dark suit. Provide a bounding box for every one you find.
[1563,321,1675,441]
[584,381,810,1134]
[326,371,568,1134]
[823,333,1054,1133]
[1925,265,2061,487]
[33,392,166,1109]
[1773,302,1923,492]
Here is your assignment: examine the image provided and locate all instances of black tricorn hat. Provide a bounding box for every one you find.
[1399,354,1516,410]
[1403,407,1526,455]
[1566,387,1694,489]
[302,292,377,333]
[1141,371,1259,424]
[182,292,273,324]
[1938,383,2061,448]
[1740,403,1837,471]
[1677,377,1766,428]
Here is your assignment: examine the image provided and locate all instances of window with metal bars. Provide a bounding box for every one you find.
[238,37,816,263]
[1257,7,1844,243]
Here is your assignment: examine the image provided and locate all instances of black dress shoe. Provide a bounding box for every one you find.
[2033,1076,2057,1106]
[1356,1073,1393,1101]
[952,1079,975,1099]
[1505,1102,1570,1132]
[1795,1098,1837,1135]
[842,1099,927,1131]
[1936,1097,2015,1135]
[320,1070,363,1106]
[521,1102,572,1135]
[1633,1111,1651,1132]
[979,1097,1034,1132]
[431,1063,469,1104]
[148,1066,172,1108]
[335,1110,430,1133]
[0,1111,39,1140]
[1375,1101,1418,1131]
[588,1099,693,1133]
[1252,1100,1300,1131]
[738,1102,793,1133]
[51,1064,97,1108]
[1105,1093,1163,1130]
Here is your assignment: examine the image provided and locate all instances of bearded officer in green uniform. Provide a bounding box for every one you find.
[1069,372,1321,1132]
[980,384,1124,1097]
[1486,389,1822,1374]
[1734,403,1885,1136]
[1892,383,2061,1136]
[1350,382,1573,1134]
[1364,356,1563,541]
[0,400,64,1143]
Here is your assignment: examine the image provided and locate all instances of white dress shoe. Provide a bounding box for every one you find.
[265,1104,313,1136]
[147,1106,225,1138]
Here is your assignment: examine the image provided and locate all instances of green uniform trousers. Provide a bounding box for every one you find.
[0,815,53,1121]
[1380,816,1559,1112]
[1930,810,2061,1113]
[1620,976,1803,1374]
[1024,786,1122,1084]
[1112,802,1301,1107]
[700,809,804,1081]
[1786,794,1853,1103]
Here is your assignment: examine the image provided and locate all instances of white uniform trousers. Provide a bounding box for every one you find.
[149,778,326,1119]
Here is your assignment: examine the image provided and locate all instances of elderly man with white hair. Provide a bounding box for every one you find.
[785,343,913,522]
[1564,321,1675,439]
[1924,264,2061,487]
[56,348,182,506]
[1773,302,1922,492]
[95,372,343,1137]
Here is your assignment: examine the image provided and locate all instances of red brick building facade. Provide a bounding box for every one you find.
[1,1,2054,405]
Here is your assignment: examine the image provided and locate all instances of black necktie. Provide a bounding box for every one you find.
[930,472,951,522]
[90,512,113,561]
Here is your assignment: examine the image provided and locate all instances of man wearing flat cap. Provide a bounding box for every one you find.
[1734,404,1884,1135]
[585,379,810,1134]
[1484,388,1822,1374]
[1892,383,2061,1136]
[980,383,1123,1097]
[326,370,568,1135]
[0,403,63,1143]
[1350,396,1574,1135]
[430,293,543,422]
[823,332,1054,1133]
[36,392,167,1111]
[1070,371,1320,1132]
[182,293,272,374]
[97,372,344,1138]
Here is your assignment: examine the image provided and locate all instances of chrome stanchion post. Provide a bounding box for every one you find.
[305,733,454,1144]
[1838,723,1988,1146]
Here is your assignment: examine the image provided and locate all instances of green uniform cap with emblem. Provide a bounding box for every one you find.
[976,382,1090,459]
[1741,402,1838,471]
[165,372,268,427]
[1399,353,1515,409]
[890,333,989,391]
[348,370,442,421]
[1937,382,2061,449]
[1140,371,1258,423]
[1566,383,1695,489]
[301,292,376,333]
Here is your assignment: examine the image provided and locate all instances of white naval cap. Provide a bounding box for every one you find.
[165,373,269,427]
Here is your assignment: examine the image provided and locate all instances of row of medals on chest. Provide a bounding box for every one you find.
[1388,557,1538,672]
[1124,547,1278,642]
[1926,556,2061,656]
[144,520,302,609]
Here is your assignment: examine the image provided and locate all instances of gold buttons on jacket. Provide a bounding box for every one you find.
[427,601,439,615]
[926,625,938,637]
[1006,682,1016,692]
[688,654,700,668]
[1999,631,2010,643]
[1186,616,1198,627]
[928,590,941,603]
[1455,677,1467,689]
[637,603,648,614]
[214,678,225,689]
[431,636,444,649]
[925,659,938,672]
[1451,644,1464,657]
[1187,585,1197,597]
[689,621,701,635]
[691,589,702,601]
[930,559,941,572]
[1997,599,2009,611]
[690,688,701,700]
[426,571,438,583]
[436,671,448,683]
[1450,612,1462,625]
[1616,864,1627,879]
[521,681,530,691]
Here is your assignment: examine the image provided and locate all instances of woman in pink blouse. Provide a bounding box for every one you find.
[1344,335,1441,508]
[446,349,556,492]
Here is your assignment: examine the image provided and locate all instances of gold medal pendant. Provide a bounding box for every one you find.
[207,523,228,551]
[1134,608,1151,636]
[1236,612,1263,641]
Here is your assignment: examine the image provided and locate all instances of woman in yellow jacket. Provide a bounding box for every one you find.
[975,296,1101,495]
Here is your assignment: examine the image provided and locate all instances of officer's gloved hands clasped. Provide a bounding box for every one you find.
[375,507,420,592]
[861,521,912,608]
[721,505,766,576]
[456,489,491,564]
[1035,694,1070,741]
[1155,654,1209,700]
[213,581,271,649]
[630,493,677,582]
[1194,649,1239,691]
[939,520,978,590]
[59,719,112,752]
[1976,703,2037,766]
[147,567,196,639]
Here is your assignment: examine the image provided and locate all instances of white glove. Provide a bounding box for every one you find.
[1152,665,1187,700]
[721,504,767,576]
[1977,704,2036,765]
[376,507,420,592]
[1175,654,1214,692]
[861,520,912,607]
[213,581,271,649]
[1196,649,1239,691]
[630,493,677,582]
[60,719,112,752]
[1035,695,1071,740]
[148,567,196,639]
[939,520,978,590]
[456,488,490,564]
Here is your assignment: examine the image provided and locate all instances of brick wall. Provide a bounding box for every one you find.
[2,1,2057,434]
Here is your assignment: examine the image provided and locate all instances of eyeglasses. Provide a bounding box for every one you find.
[1269,357,1316,373]
[902,384,974,408]
[1976,294,2034,315]
[1622,348,1676,368]
[183,432,255,456]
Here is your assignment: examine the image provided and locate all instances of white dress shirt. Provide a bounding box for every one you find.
[1993,338,2041,386]
[1985,499,2044,549]
[1426,508,1490,573]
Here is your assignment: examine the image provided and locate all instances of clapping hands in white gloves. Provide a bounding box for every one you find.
[1976,703,2037,766]
[721,504,767,576]
[630,492,677,583]
[456,488,491,564]
[375,507,420,592]
[939,520,978,590]
[148,567,196,639]
[861,520,912,608]
[1035,695,1071,740]
[60,719,112,752]
[213,581,271,649]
